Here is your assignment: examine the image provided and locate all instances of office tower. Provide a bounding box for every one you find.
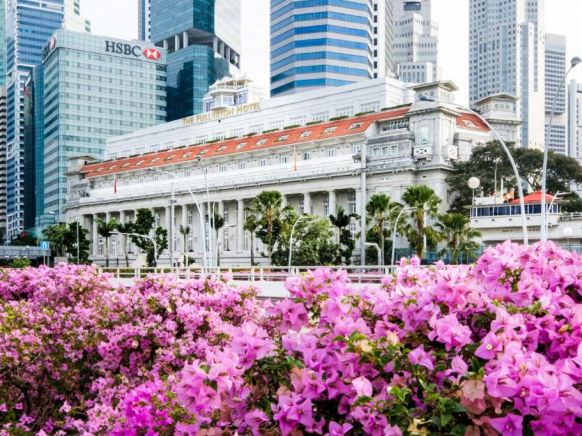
[569,80,582,161]
[150,0,241,120]
[0,0,6,240]
[64,0,91,33]
[392,0,439,84]
[138,0,151,41]
[5,0,89,238]
[469,0,545,150]
[545,34,567,154]
[373,0,394,79]
[29,31,167,231]
[270,0,374,97]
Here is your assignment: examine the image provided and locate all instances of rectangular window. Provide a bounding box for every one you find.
[238,161,246,170]
[336,107,353,117]
[280,155,289,164]
[348,194,357,215]
[260,158,267,167]
[327,148,336,158]
[220,164,227,172]
[312,112,328,122]
[303,152,311,161]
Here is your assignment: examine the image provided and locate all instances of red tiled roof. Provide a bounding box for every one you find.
[510,192,555,204]
[82,107,412,178]
[456,113,489,132]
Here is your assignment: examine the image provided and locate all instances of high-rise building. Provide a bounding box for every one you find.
[29,31,167,232]
[5,0,90,238]
[569,80,582,162]
[392,0,439,84]
[270,0,374,97]
[373,0,394,79]
[150,0,241,121]
[0,0,7,240]
[544,33,567,155]
[138,0,151,41]
[64,0,91,33]
[469,0,545,150]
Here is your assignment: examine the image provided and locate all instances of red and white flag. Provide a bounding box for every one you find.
[113,176,118,194]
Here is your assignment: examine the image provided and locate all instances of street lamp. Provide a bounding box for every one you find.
[468,177,480,205]
[148,168,207,274]
[288,214,310,271]
[541,56,582,242]
[196,156,214,269]
[391,206,412,266]
[111,231,158,267]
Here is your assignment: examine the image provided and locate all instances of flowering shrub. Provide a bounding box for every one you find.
[1,241,582,434]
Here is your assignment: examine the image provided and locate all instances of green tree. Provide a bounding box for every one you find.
[66,222,91,264]
[272,212,339,266]
[436,213,481,265]
[96,217,119,267]
[402,185,442,259]
[179,225,190,267]
[249,191,291,265]
[42,223,69,257]
[366,194,402,265]
[329,207,359,265]
[447,141,582,213]
[244,213,259,266]
[116,222,134,267]
[131,209,167,267]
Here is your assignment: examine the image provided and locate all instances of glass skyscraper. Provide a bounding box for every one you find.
[270,0,374,97]
[6,0,68,237]
[31,31,167,231]
[0,0,7,239]
[150,0,241,120]
[138,0,151,41]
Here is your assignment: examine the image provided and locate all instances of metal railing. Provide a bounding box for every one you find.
[99,265,399,283]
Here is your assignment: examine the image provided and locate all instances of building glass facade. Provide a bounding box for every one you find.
[5,0,70,237]
[150,0,241,121]
[138,0,151,41]
[34,31,167,230]
[270,0,374,97]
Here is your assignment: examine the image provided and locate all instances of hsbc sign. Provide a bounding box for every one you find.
[105,41,162,61]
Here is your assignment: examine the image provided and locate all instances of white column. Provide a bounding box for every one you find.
[181,205,188,229]
[182,31,188,49]
[328,190,337,216]
[174,34,180,51]
[281,194,288,208]
[303,192,311,214]
[163,39,168,50]
[119,210,126,224]
[237,199,244,253]
[105,211,111,222]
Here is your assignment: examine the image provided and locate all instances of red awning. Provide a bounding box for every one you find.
[510,192,555,204]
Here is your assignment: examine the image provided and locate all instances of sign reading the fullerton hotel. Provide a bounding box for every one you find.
[182,102,261,126]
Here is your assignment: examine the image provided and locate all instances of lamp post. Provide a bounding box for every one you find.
[196,156,214,269]
[391,206,412,266]
[148,168,207,274]
[288,214,310,272]
[541,56,582,242]
[468,177,480,205]
[112,231,157,267]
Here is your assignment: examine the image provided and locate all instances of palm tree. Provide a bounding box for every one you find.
[402,185,442,258]
[116,222,133,267]
[179,225,191,266]
[366,194,401,265]
[436,213,481,264]
[96,217,119,267]
[329,207,359,265]
[249,191,289,265]
[244,214,259,266]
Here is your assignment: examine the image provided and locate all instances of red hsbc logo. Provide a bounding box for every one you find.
[143,48,161,61]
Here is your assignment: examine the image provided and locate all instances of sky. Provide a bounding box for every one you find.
[84,0,582,105]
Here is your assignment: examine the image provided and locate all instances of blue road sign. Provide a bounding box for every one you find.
[40,241,50,250]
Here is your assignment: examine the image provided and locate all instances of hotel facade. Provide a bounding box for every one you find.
[65,81,499,266]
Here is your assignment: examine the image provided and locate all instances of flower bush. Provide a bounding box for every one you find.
[1,241,582,434]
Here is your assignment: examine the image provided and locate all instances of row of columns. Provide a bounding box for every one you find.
[86,189,358,260]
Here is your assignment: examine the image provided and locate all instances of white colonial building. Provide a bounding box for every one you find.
[65,81,496,266]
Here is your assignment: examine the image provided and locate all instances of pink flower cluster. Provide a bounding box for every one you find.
[1,241,582,435]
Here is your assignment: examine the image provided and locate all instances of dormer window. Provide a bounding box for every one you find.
[150,157,160,163]
[182,152,193,158]
[198,148,209,155]
[96,167,104,172]
[122,162,130,168]
[236,142,247,149]
[300,131,312,138]
[165,155,175,161]
[217,145,227,152]
[463,120,476,128]
[136,160,145,166]
[276,135,289,142]
[108,165,117,170]
[323,127,337,135]
[349,122,362,130]
[256,139,268,146]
